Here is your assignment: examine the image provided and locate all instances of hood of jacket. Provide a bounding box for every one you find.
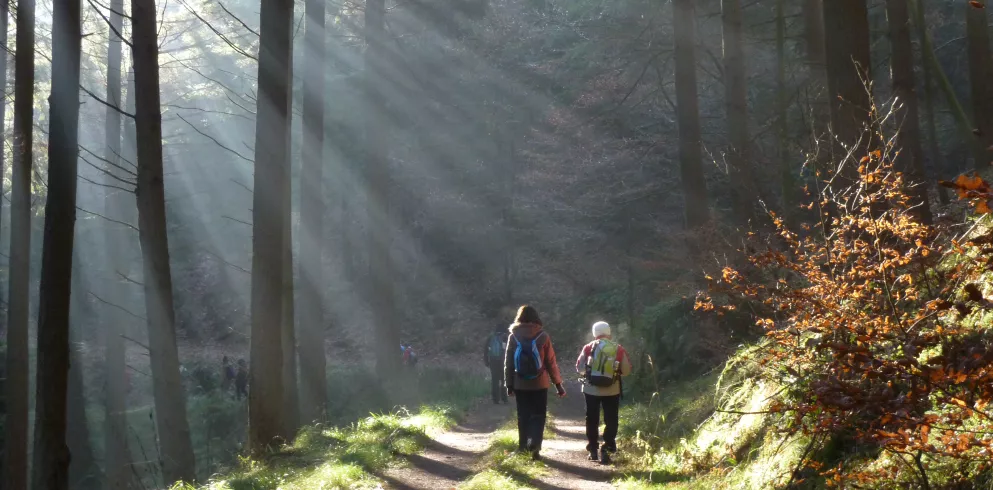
[509,322,543,339]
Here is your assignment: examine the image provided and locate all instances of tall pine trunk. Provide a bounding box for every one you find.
[365,0,400,377]
[104,1,133,485]
[31,0,82,484]
[966,0,993,169]
[281,157,298,437]
[249,0,293,452]
[672,0,709,228]
[0,0,9,332]
[721,0,757,223]
[67,263,100,490]
[822,0,873,165]
[3,0,34,485]
[131,0,197,483]
[776,0,792,213]
[885,0,933,224]
[298,0,328,424]
[914,0,950,205]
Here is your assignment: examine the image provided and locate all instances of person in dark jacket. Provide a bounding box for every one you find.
[483,325,509,404]
[504,305,566,460]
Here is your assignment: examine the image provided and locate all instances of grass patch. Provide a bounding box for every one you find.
[188,408,451,490]
[459,469,538,490]
[175,366,488,490]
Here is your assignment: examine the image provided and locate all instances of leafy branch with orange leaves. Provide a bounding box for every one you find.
[697,144,993,487]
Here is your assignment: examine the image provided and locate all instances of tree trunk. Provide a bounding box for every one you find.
[281,162,298,438]
[803,0,826,75]
[966,0,993,169]
[104,2,133,485]
[249,0,293,452]
[298,0,328,424]
[822,0,873,165]
[721,0,757,223]
[365,0,400,377]
[776,0,793,214]
[130,0,197,483]
[67,333,100,490]
[672,0,709,229]
[914,0,949,205]
[3,0,34,485]
[886,0,933,224]
[0,0,9,337]
[31,0,82,484]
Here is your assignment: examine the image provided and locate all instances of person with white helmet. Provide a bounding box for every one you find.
[576,321,632,465]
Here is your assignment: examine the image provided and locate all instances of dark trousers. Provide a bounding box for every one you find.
[585,393,620,452]
[490,363,508,403]
[514,389,548,453]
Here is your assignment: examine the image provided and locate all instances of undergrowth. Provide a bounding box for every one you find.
[458,415,558,490]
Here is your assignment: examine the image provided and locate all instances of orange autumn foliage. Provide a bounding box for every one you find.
[698,156,993,484]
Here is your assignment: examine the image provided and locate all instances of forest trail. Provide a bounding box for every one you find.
[379,380,616,489]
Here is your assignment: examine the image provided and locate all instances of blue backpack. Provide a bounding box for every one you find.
[513,332,546,380]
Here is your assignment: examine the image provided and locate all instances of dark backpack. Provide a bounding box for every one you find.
[487,333,505,360]
[512,332,545,380]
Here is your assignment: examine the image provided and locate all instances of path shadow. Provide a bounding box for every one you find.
[501,468,576,490]
[420,438,477,458]
[544,455,612,482]
[405,452,474,481]
[377,472,418,490]
[550,425,586,440]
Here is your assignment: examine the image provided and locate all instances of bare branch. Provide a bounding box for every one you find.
[85,0,133,47]
[217,1,259,37]
[178,0,257,60]
[81,84,135,118]
[76,206,139,232]
[80,144,138,177]
[89,291,147,322]
[175,114,254,163]
[221,214,251,227]
[79,174,134,194]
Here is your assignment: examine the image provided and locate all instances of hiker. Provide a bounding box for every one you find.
[221,356,236,394]
[401,343,419,368]
[483,324,509,404]
[235,358,249,400]
[505,305,566,460]
[576,321,632,465]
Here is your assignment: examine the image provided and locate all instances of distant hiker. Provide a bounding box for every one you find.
[505,305,566,460]
[221,356,236,394]
[400,343,418,368]
[576,321,632,465]
[235,358,249,400]
[483,324,509,404]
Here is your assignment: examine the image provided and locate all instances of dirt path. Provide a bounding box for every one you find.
[379,380,616,490]
[379,398,514,489]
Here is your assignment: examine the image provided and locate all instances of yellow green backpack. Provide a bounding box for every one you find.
[585,339,620,387]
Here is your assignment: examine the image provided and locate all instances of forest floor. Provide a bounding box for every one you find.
[379,380,616,490]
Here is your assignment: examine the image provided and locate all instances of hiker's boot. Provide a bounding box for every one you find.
[599,450,611,465]
[588,448,599,461]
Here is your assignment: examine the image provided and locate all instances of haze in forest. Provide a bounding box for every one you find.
[0,0,992,489]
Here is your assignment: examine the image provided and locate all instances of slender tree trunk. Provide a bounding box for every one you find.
[130,0,197,483]
[914,0,949,205]
[886,0,933,224]
[0,0,9,336]
[67,333,99,490]
[31,0,83,484]
[721,0,757,223]
[104,3,133,485]
[966,0,993,169]
[298,0,328,424]
[281,162,299,438]
[804,0,826,74]
[3,0,34,485]
[672,0,709,229]
[776,0,793,214]
[249,0,293,452]
[822,0,873,166]
[365,0,400,377]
